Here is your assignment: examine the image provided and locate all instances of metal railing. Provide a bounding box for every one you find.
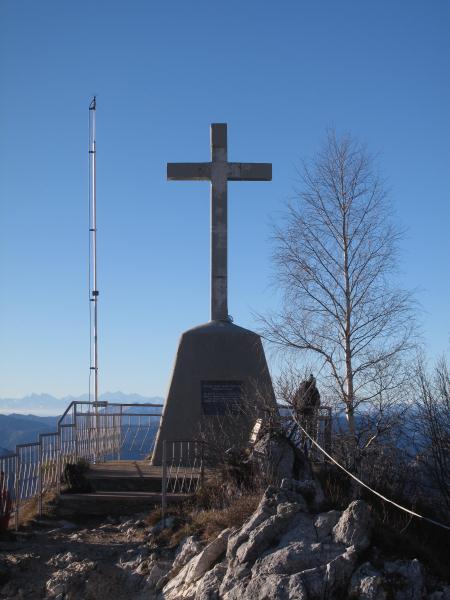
[0,400,332,530]
[0,400,163,529]
[161,439,205,524]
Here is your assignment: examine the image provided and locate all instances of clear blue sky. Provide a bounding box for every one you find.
[1,1,449,398]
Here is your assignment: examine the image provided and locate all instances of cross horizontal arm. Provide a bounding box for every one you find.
[227,162,272,181]
[167,162,212,181]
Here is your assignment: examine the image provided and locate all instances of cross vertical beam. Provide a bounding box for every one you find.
[167,123,272,322]
[210,124,228,320]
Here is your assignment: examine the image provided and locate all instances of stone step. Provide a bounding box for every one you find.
[57,491,187,517]
[87,476,163,493]
[84,460,201,493]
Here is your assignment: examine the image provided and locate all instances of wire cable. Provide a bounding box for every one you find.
[295,417,450,532]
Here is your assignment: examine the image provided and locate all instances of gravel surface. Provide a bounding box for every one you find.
[0,513,155,599]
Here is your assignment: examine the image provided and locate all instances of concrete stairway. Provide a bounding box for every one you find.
[57,460,192,517]
[86,461,165,492]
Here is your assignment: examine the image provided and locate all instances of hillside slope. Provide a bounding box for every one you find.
[0,414,58,449]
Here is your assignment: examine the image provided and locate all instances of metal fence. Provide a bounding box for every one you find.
[161,439,205,523]
[0,400,332,530]
[0,400,163,529]
[158,408,333,521]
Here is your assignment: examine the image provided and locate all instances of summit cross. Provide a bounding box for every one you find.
[167,123,272,322]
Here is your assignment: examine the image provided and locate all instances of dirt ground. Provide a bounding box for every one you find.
[0,511,154,600]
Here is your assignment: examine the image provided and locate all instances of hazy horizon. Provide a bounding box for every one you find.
[0,391,165,416]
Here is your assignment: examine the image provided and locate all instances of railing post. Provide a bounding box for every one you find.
[161,440,167,528]
[74,405,79,463]
[38,440,43,517]
[95,405,100,464]
[56,432,61,495]
[118,405,123,461]
[14,453,19,531]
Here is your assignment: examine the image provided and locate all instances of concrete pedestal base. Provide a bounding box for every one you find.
[152,320,276,465]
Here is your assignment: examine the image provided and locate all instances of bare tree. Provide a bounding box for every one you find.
[262,130,416,438]
[412,356,450,514]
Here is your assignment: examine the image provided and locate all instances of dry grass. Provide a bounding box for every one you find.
[146,492,261,549]
[145,451,265,550]
[190,493,260,540]
[9,489,59,529]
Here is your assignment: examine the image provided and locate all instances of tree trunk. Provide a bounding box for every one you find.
[343,211,356,439]
[346,403,356,437]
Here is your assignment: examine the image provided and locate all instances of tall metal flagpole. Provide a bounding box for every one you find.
[89,97,99,459]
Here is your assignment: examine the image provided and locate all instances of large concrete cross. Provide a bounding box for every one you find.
[167,123,272,322]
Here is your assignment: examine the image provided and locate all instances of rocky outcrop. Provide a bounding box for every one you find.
[248,432,314,484]
[156,481,356,599]
[163,529,231,599]
[349,562,386,600]
[45,553,97,598]
[1,480,448,599]
[332,500,372,550]
[156,483,448,600]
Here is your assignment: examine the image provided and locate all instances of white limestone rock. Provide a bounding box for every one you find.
[231,573,308,600]
[234,504,302,565]
[119,552,148,571]
[45,558,96,598]
[280,475,325,511]
[173,536,204,572]
[332,499,372,550]
[314,510,341,541]
[252,540,345,577]
[226,486,282,559]
[157,484,438,600]
[194,562,227,600]
[134,560,151,575]
[281,477,316,500]
[349,562,386,600]
[275,511,317,548]
[248,432,296,482]
[221,577,251,600]
[46,552,79,568]
[98,523,118,532]
[162,529,231,599]
[219,563,251,597]
[324,546,359,596]
[143,559,173,589]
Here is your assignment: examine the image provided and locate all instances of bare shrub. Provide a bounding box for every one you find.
[412,356,450,516]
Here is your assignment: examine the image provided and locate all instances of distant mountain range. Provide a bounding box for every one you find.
[0,392,164,416]
[0,393,165,456]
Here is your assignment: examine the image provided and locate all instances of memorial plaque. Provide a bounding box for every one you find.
[201,380,243,415]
